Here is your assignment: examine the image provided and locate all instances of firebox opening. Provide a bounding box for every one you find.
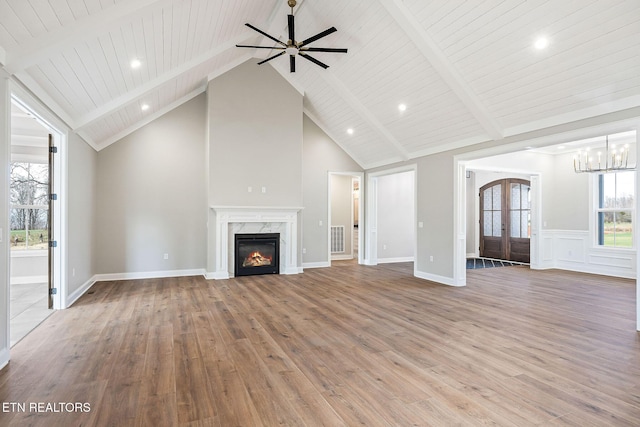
[234,233,280,276]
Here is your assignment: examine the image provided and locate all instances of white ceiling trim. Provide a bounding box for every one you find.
[4,0,180,74]
[319,69,410,162]
[378,0,503,141]
[303,109,366,169]
[13,72,77,129]
[76,32,253,130]
[408,135,490,160]
[96,84,206,151]
[503,94,640,138]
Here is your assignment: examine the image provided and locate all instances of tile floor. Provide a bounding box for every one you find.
[10,282,53,347]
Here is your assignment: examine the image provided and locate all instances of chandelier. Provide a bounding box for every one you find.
[573,135,635,173]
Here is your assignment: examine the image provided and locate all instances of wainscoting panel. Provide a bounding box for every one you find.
[538,230,636,279]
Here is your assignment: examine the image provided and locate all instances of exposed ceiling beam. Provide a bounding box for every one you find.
[318,69,411,162]
[378,0,503,141]
[76,32,253,130]
[12,72,78,129]
[4,0,180,74]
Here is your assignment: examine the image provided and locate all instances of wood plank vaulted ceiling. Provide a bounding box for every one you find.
[1,0,639,169]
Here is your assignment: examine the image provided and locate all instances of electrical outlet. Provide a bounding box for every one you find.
[248,186,253,193]
[262,186,267,193]
[383,244,387,250]
[418,222,424,228]
[302,248,306,254]
[319,220,323,226]
[429,256,434,262]
[164,253,169,260]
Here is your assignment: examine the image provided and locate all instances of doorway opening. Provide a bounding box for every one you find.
[9,97,60,346]
[328,172,363,265]
[479,178,531,263]
[364,166,417,268]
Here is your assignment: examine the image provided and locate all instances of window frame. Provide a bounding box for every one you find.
[592,171,636,250]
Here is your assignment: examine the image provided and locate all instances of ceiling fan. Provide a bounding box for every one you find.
[236,0,348,72]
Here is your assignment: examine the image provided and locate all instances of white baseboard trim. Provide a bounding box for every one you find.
[378,257,414,264]
[10,275,48,285]
[66,276,97,308]
[94,268,206,282]
[414,269,463,287]
[303,262,330,269]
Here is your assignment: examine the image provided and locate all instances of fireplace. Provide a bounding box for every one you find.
[234,233,280,276]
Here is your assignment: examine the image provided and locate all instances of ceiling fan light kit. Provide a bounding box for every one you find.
[236,0,348,72]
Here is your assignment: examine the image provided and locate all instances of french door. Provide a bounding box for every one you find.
[479,178,531,263]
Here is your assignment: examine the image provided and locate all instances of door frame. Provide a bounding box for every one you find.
[328,171,364,265]
[365,164,417,268]
[10,86,66,311]
[479,178,531,262]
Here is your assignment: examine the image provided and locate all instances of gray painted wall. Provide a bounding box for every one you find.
[415,152,455,277]
[208,60,303,207]
[67,132,98,294]
[96,94,207,275]
[377,171,415,261]
[302,115,362,265]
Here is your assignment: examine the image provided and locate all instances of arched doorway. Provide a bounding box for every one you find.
[479,178,530,263]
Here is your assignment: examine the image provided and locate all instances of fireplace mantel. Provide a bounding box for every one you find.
[209,206,303,279]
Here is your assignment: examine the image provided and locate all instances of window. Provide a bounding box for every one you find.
[10,162,49,251]
[596,171,634,248]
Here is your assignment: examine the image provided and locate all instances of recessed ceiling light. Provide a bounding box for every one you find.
[347,128,354,135]
[534,37,549,50]
[398,103,407,112]
[130,58,142,69]
[141,103,149,111]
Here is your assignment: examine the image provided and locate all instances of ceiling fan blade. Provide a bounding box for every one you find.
[288,14,295,43]
[300,47,348,53]
[299,27,337,48]
[290,55,296,73]
[299,52,329,69]
[236,45,286,50]
[257,50,286,65]
[245,23,287,47]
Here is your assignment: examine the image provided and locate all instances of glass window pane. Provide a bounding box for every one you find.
[10,208,26,250]
[492,211,502,237]
[522,185,531,209]
[492,185,501,210]
[601,173,615,208]
[510,211,520,238]
[483,211,492,236]
[522,211,530,238]
[511,184,520,210]
[616,171,634,209]
[483,188,492,210]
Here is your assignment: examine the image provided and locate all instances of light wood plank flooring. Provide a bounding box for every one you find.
[0,263,638,426]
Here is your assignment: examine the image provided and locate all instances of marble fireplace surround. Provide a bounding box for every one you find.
[210,206,302,279]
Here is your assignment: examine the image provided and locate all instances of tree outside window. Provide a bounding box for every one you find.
[10,162,49,251]
[597,171,634,248]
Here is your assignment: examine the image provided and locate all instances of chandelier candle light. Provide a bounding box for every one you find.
[573,136,634,173]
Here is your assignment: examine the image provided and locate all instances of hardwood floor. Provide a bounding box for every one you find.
[0,263,638,426]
